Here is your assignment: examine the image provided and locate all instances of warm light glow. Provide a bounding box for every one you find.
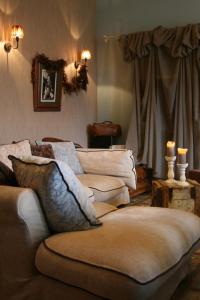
[167,141,175,148]
[178,148,188,155]
[81,50,91,61]
[11,25,24,39]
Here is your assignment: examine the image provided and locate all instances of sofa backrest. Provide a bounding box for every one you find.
[42,137,82,148]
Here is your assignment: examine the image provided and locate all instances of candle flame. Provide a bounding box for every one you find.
[167,141,175,148]
[178,148,188,154]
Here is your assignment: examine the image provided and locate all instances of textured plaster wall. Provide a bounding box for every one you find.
[96,0,200,142]
[0,0,96,146]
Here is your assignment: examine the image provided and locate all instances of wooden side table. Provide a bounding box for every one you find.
[152,179,200,216]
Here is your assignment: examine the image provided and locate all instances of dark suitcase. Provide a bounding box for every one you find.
[88,121,122,148]
[88,121,121,137]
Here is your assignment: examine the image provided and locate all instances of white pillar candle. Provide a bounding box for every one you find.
[166,141,175,157]
[177,148,188,164]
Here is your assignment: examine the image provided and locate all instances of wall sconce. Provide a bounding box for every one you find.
[74,49,91,70]
[4,25,24,53]
[73,49,91,91]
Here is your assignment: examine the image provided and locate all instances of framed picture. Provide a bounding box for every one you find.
[32,54,66,111]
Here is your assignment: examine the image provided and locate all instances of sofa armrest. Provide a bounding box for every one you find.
[0,186,50,290]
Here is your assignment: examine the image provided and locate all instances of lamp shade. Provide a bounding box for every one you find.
[81,50,91,61]
[11,25,24,39]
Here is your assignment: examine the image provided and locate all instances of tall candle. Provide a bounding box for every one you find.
[177,148,188,164]
[166,141,175,157]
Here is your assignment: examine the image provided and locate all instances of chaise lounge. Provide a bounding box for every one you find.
[1,186,200,300]
[0,140,200,300]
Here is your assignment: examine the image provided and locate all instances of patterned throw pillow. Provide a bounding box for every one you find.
[35,141,83,174]
[31,144,55,159]
[0,161,17,186]
[0,140,32,170]
[9,155,101,233]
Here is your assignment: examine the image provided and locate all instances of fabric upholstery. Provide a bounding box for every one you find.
[0,186,49,296]
[36,141,83,174]
[0,139,32,170]
[93,201,118,218]
[31,144,55,159]
[77,148,136,189]
[106,187,130,207]
[0,187,200,300]
[77,174,130,205]
[9,155,101,233]
[36,206,200,299]
[0,186,104,300]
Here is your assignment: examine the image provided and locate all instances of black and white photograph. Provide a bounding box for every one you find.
[41,69,57,102]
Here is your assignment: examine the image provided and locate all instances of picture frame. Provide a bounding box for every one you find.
[32,54,66,111]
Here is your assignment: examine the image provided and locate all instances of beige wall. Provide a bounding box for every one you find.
[0,0,96,146]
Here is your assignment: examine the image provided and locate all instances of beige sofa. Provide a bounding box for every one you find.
[1,185,200,300]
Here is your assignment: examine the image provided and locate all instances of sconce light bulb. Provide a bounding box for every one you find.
[11,25,24,39]
[81,50,91,61]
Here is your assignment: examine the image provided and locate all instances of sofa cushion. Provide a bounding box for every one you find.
[36,141,83,174]
[0,140,32,170]
[9,155,101,233]
[31,144,55,159]
[77,149,136,189]
[36,206,200,299]
[77,174,129,204]
[93,201,117,218]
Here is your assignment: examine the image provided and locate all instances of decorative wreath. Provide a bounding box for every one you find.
[31,54,89,95]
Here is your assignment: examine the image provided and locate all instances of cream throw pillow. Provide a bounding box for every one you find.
[0,140,32,170]
[77,149,136,189]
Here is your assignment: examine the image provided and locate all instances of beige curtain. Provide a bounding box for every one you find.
[119,24,200,178]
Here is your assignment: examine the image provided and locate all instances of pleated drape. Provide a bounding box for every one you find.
[119,24,200,178]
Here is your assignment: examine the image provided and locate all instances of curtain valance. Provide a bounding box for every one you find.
[119,24,200,60]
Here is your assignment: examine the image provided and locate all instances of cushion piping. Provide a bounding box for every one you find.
[35,266,109,300]
[8,155,100,228]
[96,209,117,219]
[42,236,200,285]
[87,185,126,193]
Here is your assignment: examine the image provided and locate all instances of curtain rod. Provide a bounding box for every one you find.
[103,34,120,42]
